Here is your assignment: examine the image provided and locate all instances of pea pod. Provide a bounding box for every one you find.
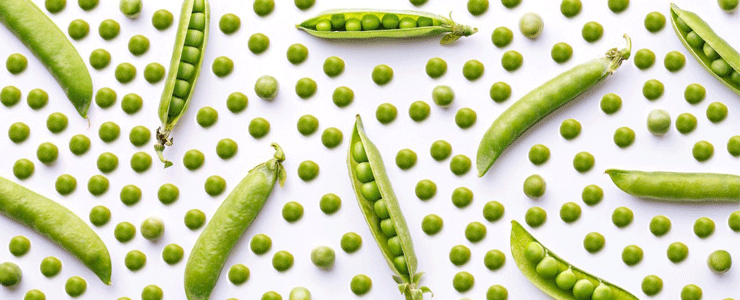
[606,169,740,202]
[0,0,93,118]
[670,4,740,95]
[0,176,111,284]
[511,220,638,300]
[477,35,631,177]
[155,0,209,168]
[184,143,286,300]
[348,115,431,300]
[297,9,477,45]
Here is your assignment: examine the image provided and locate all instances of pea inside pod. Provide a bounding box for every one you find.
[297,9,477,45]
[155,0,210,168]
[347,115,431,299]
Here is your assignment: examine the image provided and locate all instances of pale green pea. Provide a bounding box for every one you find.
[125,250,146,271]
[612,206,634,228]
[582,184,603,206]
[582,21,603,42]
[634,48,655,70]
[212,57,233,77]
[426,57,447,78]
[310,246,335,269]
[693,217,715,238]
[228,264,250,284]
[27,88,48,110]
[184,209,206,230]
[226,92,248,113]
[120,185,141,206]
[647,109,670,135]
[67,19,89,40]
[432,85,454,107]
[114,222,136,243]
[254,75,279,100]
[560,202,581,223]
[219,14,241,34]
[450,154,472,176]
[40,256,62,277]
[490,81,511,103]
[289,287,311,300]
[693,140,714,162]
[707,250,732,273]
[676,113,697,134]
[55,174,77,195]
[272,250,294,272]
[376,103,397,124]
[649,215,671,237]
[415,179,437,200]
[525,207,547,228]
[89,49,111,70]
[323,56,345,77]
[115,63,136,84]
[452,187,474,208]
[622,245,643,266]
[664,51,686,72]
[36,142,58,164]
[13,159,34,180]
[573,151,594,173]
[140,217,165,241]
[523,175,546,199]
[162,244,184,265]
[519,13,544,39]
[120,0,142,18]
[501,50,523,71]
[64,276,87,297]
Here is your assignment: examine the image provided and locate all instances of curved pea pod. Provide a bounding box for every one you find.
[606,169,740,203]
[297,9,477,45]
[511,220,638,300]
[184,143,286,300]
[0,0,93,118]
[0,176,111,284]
[155,0,210,168]
[477,35,632,177]
[670,4,740,95]
[348,115,431,300]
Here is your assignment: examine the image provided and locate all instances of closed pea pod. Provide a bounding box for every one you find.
[347,115,430,299]
[155,0,210,168]
[606,169,740,202]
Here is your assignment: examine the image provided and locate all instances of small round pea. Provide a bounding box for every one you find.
[6,53,28,75]
[227,264,250,285]
[712,58,733,76]
[582,184,603,206]
[408,100,431,122]
[212,56,234,77]
[141,217,165,241]
[693,217,715,238]
[226,92,248,113]
[157,183,179,205]
[455,108,477,129]
[482,201,505,223]
[115,62,136,84]
[162,243,184,265]
[182,149,205,170]
[331,86,354,108]
[141,285,163,300]
[613,126,636,148]
[449,245,471,266]
[525,207,547,228]
[649,215,671,237]
[644,12,665,33]
[184,209,206,230]
[452,271,475,292]
[310,246,335,269]
[430,140,452,161]
[152,9,174,30]
[634,48,656,70]
[686,31,705,48]
[486,285,508,300]
[664,51,686,72]
[253,0,274,16]
[89,48,111,70]
[248,33,270,55]
[282,201,304,223]
[583,232,605,253]
[728,136,740,157]
[24,289,45,300]
[465,221,487,243]
[501,0,521,9]
[524,242,545,263]
[128,35,149,56]
[8,122,30,144]
[114,222,136,243]
[608,0,629,13]
[560,202,581,223]
[612,206,634,228]
[705,44,721,60]
[319,193,341,215]
[323,56,345,77]
[647,109,671,135]
[451,187,474,208]
[425,57,447,78]
[99,19,120,40]
[46,0,66,13]
[501,50,523,71]
[676,113,698,134]
[219,13,241,35]
[421,214,443,235]
[204,175,227,197]
[683,83,706,105]
[89,205,111,227]
[582,21,604,42]
[119,185,141,206]
[519,13,544,39]
[395,149,417,170]
[340,232,362,253]
[708,250,732,273]
[572,151,595,173]
[40,256,62,277]
[523,175,546,199]
[1,85,21,107]
[641,275,663,296]
[559,119,581,140]
[376,103,397,124]
[490,81,512,103]
[262,291,282,300]
[144,63,165,84]
[450,155,472,176]
[195,106,218,128]
[215,138,238,160]
[468,0,489,15]
[272,250,294,272]
[415,179,437,200]
[573,279,595,299]
[296,115,319,136]
[12,159,34,180]
[254,75,278,100]
[484,249,506,271]
[462,60,485,81]
[597,93,622,115]
[706,102,728,123]
[129,126,151,147]
[287,44,308,65]
[67,19,89,41]
[120,93,142,115]
[64,276,87,297]
[27,88,48,110]
[371,64,394,85]
[432,85,454,107]
[297,160,319,181]
[55,174,77,196]
[119,0,142,18]
[294,0,315,10]
[693,140,714,162]
[681,284,702,300]
[8,236,30,257]
[719,0,740,11]
[491,27,513,48]
[560,0,582,17]
[622,245,643,266]
[36,142,59,164]
[361,14,381,30]
[551,42,573,64]
[527,144,550,165]
[125,250,146,271]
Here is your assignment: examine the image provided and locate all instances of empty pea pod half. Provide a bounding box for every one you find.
[348,115,431,300]
[0,176,111,284]
[511,220,638,300]
[606,169,740,202]
[0,0,93,118]
[155,0,209,168]
[297,9,477,45]
[670,4,740,95]
[477,35,631,177]
[184,144,286,300]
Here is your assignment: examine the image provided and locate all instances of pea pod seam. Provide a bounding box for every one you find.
[476,35,631,177]
[606,169,740,202]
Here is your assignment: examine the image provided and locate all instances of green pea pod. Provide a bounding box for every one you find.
[477,35,631,177]
[155,0,210,168]
[0,0,93,118]
[670,3,740,95]
[0,176,111,284]
[606,169,740,202]
[348,115,431,300]
[511,220,638,300]
[184,143,286,300]
[297,9,477,45]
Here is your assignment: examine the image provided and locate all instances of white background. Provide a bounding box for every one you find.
[1,0,739,299]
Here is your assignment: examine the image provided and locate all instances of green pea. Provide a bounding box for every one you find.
[8,122,30,144]
[181,149,204,170]
[184,209,206,230]
[490,81,512,103]
[114,222,136,243]
[449,245,471,266]
[319,193,341,215]
[455,108,477,129]
[684,83,706,104]
[694,217,715,238]
[686,31,705,48]
[501,50,523,71]
[46,0,66,13]
[125,249,146,271]
[519,13,544,39]
[536,256,558,278]
[608,0,629,13]
[484,249,506,270]
[647,109,671,135]
[127,152,150,173]
[487,285,509,300]
[452,271,475,292]
[119,185,141,206]
[120,93,143,115]
[143,63,165,84]
[328,86,353,108]
[664,51,686,72]
[297,160,319,181]
[36,142,59,164]
[89,205,110,227]
[556,268,576,290]
[525,144,550,166]
[693,140,714,162]
[482,201,505,222]
[119,0,142,18]
[5,53,26,76]
[127,35,149,56]
[707,102,728,123]
[430,140,452,161]
[204,175,226,197]
[491,26,513,48]
[226,91,249,114]
[295,0,315,10]
[40,256,62,277]
[253,0,274,16]
[66,19,89,41]
[360,14,380,30]
[225,264,250,285]
[524,242,545,263]
[644,11,665,33]
[719,0,740,11]
[27,88,48,110]
[525,207,547,228]
[323,56,345,77]
[307,246,335,270]
[55,174,77,196]
[128,126,150,147]
[361,181,381,201]
[611,206,633,228]
[282,201,304,223]
[24,289,45,300]
[641,275,663,296]
[376,103,397,124]
[560,0,582,17]
[465,221,487,243]
[212,139,238,161]
[550,42,573,63]
[157,183,179,205]
[272,250,294,272]
[649,215,671,237]
[340,232,362,253]
[415,179,437,200]
[115,62,136,84]
[141,217,165,241]
[1,86,21,107]
[712,58,734,76]
[371,64,394,85]
[708,250,732,273]
[728,136,740,157]
[219,13,241,34]
[523,174,546,199]
[194,106,218,128]
[573,151,595,173]
[152,9,173,30]
[582,21,604,42]
[409,0,428,5]
[141,285,163,300]
[261,291,282,300]
[681,284,702,300]
[583,232,605,253]
[97,121,119,143]
[99,19,120,40]
[12,159,34,180]
[573,279,595,299]
[581,184,603,206]
[559,118,581,140]
[425,57,447,78]
[352,141,369,163]
[676,113,697,134]
[160,243,184,265]
[622,245,643,266]
[633,48,656,70]
[611,126,635,148]
[395,149,417,170]
[290,79,316,101]
[46,112,69,134]
[560,202,581,223]
[501,0,521,8]
[289,287,311,300]
[450,154,472,176]
[254,75,279,100]
[8,235,30,257]
[467,0,489,15]
[408,100,431,122]
[212,56,234,77]
[64,276,87,297]
[703,43,720,60]
[432,85,455,107]
[451,187,474,208]
[95,152,120,173]
[247,33,270,55]
[89,49,111,70]
[462,59,485,81]
[421,214,443,235]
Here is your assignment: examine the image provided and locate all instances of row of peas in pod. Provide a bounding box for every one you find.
[167,0,207,121]
[674,16,740,85]
[311,12,440,32]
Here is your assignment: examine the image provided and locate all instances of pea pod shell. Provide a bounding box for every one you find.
[0,0,93,118]
[511,220,638,300]
[348,115,421,286]
[184,144,286,300]
[606,169,740,202]
[0,176,111,284]
[670,3,740,95]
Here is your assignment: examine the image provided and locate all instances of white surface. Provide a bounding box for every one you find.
[1,0,739,299]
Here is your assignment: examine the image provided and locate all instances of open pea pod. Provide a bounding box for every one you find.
[348,115,431,300]
[297,9,477,45]
[670,3,740,95]
[155,0,209,168]
[511,221,638,300]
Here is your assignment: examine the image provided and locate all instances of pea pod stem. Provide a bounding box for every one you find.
[184,143,286,300]
[0,176,111,284]
[0,0,93,118]
[477,35,631,177]
[606,169,740,202]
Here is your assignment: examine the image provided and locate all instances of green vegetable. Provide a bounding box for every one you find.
[551,42,573,63]
[523,175,546,199]
[633,48,655,70]
[152,9,174,30]
[162,244,184,265]
[219,13,240,34]
[668,242,689,263]
[559,202,581,223]
[641,275,662,296]
[425,57,447,78]
[693,140,714,162]
[184,209,206,230]
[376,103,398,124]
[145,63,166,83]
[430,140,452,161]
[560,0,581,17]
[6,53,28,74]
[184,144,285,300]
[621,245,643,266]
[647,109,671,135]
[583,232,605,253]
[120,0,142,18]
[311,246,335,269]
[707,250,732,273]
[228,264,249,284]
[501,50,523,71]
[415,179,436,200]
[477,35,631,177]
[65,276,86,297]
[664,50,686,72]
[272,250,294,272]
[607,169,740,202]
[694,217,716,238]
[491,26,513,48]
[451,187,474,208]
[650,215,671,236]
[581,21,603,42]
[183,149,205,170]
[519,12,543,39]
[141,217,165,240]
[282,201,304,223]
[395,149,417,170]
[644,11,665,33]
[89,49,111,70]
[719,0,739,12]
[525,207,547,228]
[248,33,270,54]
[125,249,147,271]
